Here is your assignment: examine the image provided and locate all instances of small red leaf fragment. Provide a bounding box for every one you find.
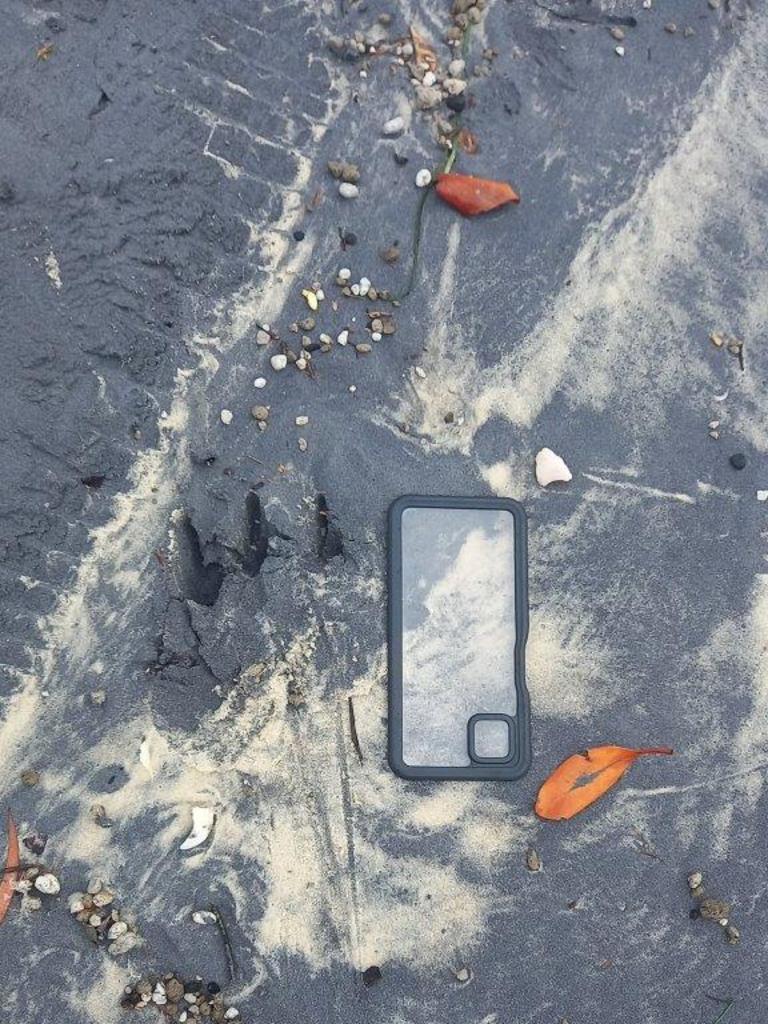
[435,173,520,216]
[535,745,673,821]
[0,813,20,926]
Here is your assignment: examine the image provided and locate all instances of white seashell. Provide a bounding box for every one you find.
[179,806,215,851]
[535,447,572,487]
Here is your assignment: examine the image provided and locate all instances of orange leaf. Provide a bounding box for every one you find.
[535,745,673,821]
[409,27,437,72]
[435,173,520,217]
[0,812,20,926]
[458,128,479,155]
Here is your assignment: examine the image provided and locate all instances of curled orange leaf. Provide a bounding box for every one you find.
[0,812,20,925]
[435,173,520,217]
[535,745,673,821]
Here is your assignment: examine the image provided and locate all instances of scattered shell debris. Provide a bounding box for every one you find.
[70,879,141,955]
[121,974,240,1021]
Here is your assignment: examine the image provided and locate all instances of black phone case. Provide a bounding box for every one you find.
[387,494,531,781]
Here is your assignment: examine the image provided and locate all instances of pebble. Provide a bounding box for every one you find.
[90,689,107,705]
[110,932,140,956]
[730,453,747,470]
[356,343,372,354]
[453,967,472,984]
[293,229,305,241]
[371,318,383,332]
[34,873,61,895]
[298,438,308,452]
[664,21,677,33]
[371,332,382,342]
[270,354,288,371]
[382,115,405,136]
[448,58,466,75]
[446,94,466,113]
[256,329,271,345]
[167,979,185,1002]
[108,921,129,939]
[219,409,233,425]
[615,45,625,57]
[224,1010,240,1020]
[415,168,432,188]
[349,385,357,393]
[23,895,42,912]
[89,913,103,926]
[251,405,269,422]
[254,377,267,389]
[610,27,625,41]
[296,357,308,370]
[301,288,319,311]
[92,890,114,907]
[422,70,436,87]
[414,83,441,109]
[319,333,332,345]
[414,366,427,379]
[69,893,87,914]
[443,77,466,95]
[359,276,371,296]
[339,182,359,199]
[87,877,104,895]
[525,848,542,873]
[338,267,351,281]
[21,768,40,786]
[295,416,309,427]
[687,871,704,891]
[337,330,349,346]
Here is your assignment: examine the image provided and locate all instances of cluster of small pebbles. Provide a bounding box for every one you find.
[13,864,61,913]
[121,975,240,1022]
[69,878,140,955]
[687,870,740,945]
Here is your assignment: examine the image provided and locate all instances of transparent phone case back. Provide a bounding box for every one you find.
[388,496,530,781]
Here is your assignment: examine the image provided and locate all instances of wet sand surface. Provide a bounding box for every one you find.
[0,1,766,1021]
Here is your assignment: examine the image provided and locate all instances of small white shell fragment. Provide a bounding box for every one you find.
[34,873,61,895]
[415,168,432,188]
[338,182,359,199]
[351,283,361,296]
[295,416,309,427]
[139,736,154,775]
[349,385,357,393]
[220,409,233,425]
[337,330,349,346]
[270,354,288,371]
[254,377,267,389]
[316,288,325,301]
[224,1010,240,1020]
[757,490,768,502]
[382,115,405,136]
[338,267,351,281]
[371,332,382,342]
[179,806,215,851]
[301,288,319,311]
[535,447,573,487]
[192,910,218,925]
[615,45,625,56]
